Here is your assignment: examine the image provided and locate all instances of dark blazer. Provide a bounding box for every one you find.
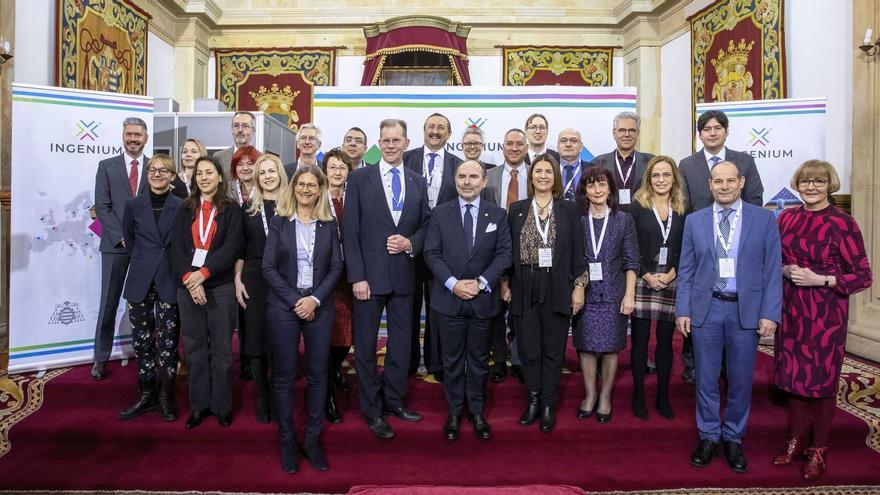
[169,201,244,289]
[630,201,686,275]
[171,175,189,199]
[678,147,764,211]
[524,148,560,165]
[94,154,150,253]
[342,164,431,295]
[121,192,183,304]
[262,215,343,311]
[590,150,655,193]
[212,146,234,178]
[403,146,462,207]
[507,199,587,317]
[557,158,592,200]
[423,198,512,319]
[675,201,782,329]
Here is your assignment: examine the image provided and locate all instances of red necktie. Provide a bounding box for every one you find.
[129,159,139,196]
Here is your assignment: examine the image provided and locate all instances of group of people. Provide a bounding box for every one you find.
[91,109,872,480]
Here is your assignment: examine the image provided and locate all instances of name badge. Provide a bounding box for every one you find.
[719,258,735,278]
[192,248,208,267]
[538,248,553,268]
[428,186,440,208]
[618,188,631,205]
[657,247,668,266]
[589,262,603,281]
[301,266,314,287]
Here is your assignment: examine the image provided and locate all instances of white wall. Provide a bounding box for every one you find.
[14,0,54,85]
[147,33,175,98]
[660,32,692,161]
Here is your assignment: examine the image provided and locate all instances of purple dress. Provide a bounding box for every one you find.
[573,210,640,352]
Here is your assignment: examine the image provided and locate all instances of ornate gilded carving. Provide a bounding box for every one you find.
[502,46,613,86]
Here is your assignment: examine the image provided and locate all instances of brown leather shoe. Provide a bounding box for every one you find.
[803,447,828,480]
[772,436,806,466]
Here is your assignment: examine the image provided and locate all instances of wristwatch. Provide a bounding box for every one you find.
[478,278,487,292]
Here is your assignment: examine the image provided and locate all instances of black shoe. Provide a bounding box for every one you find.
[646,360,657,375]
[326,391,343,424]
[490,369,508,383]
[443,415,461,440]
[366,416,395,439]
[239,358,253,381]
[577,400,597,420]
[119,386,159,420]
[631,396,649,420]
[469,414,492,440]
[217,412,233,427]
[723,441,748,473]
[539,405,556,432]
[518,390,541,426]
[510,365,525,384]
[596,408,612,424]
[157,378,178,422]
[690,439,719,467]
[303,441,329,471]
[383,405,423,422]
[682,367,696,384]
[331,369,350,393]
[280,438,300,474]
[91,361,107,381]
[656,397,675,420]
[185,408,212,429]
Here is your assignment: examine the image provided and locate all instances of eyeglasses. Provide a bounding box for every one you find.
[462,142,484,148]
[526,125,548,132]
[232,123,253,130]
[299,135,319,143]
[559,138,580,145]
[615,128,639,135]
[296,182,319,190]
[148,167,170,177]
[380,138,405,146]
[344,136,365,145]
[798,178,829,188]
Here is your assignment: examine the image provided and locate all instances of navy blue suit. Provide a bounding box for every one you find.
[122,192,183,305]
[675,201,782,443]
[403,146,462,208]
[343,163,431,419]
[557,158,591,202]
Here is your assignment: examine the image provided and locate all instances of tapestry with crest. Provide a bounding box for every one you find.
[215,48,336,132]
[56,0,150,95]
[689,0,787,110]
[502,46,613,86]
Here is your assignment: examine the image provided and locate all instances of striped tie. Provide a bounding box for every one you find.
[713,208,733,292]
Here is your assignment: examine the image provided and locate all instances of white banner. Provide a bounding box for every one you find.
[695,98,829,208]
[313,86,638,165]
[9,83,153,373]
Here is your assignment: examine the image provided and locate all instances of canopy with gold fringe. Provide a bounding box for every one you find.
[361,16,471,86]
[501,46,614,86]
[55,0,151,95]
[215,47,336,132]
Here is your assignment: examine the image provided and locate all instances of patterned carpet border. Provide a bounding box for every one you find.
[597,486,880,495]
[0,368,70,458]
[758,345,880,454]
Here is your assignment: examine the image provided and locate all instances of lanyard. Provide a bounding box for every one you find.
[588,206,610,258]
[425,153,442,188]
[714,207,741,253]
[296,219,317,267]
[198,199,216,247]
[615,153,634,186]
[651,201,673,245]
[260,206,273,236]
[531,198,552,245]
[562,163,579,194]
[235,181,245,205]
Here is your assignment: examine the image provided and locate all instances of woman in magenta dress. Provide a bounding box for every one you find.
[772,160,872,481]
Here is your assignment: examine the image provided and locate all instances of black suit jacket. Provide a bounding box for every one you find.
[507,199,586,317]
[169,202,244,288]
[424,199,512,319]
[342,164,431,295]
[403,146,462,208]
[678,147,764,212]
[122,192,183,304]
[262,215,343,311]
[94,154,150,253]
[590,150,655,193]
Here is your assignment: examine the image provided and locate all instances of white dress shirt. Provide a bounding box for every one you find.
[379,160,406,225]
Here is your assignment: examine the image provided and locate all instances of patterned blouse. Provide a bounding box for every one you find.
[519,203,557,265]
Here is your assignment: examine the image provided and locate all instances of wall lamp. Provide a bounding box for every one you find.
[860,28,880,56]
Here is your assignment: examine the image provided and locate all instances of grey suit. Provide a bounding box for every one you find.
[678,147,764,212]
[93,153,149,362]
[485,163,528,208]
[590,150,655,196]
[213,146,234,178]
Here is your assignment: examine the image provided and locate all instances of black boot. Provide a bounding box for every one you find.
[120,379,159,420]
[518,390,541,426]
[330,346,351,393]
[326,381,343,424]
[539,404,556,432]
[157,376,178,422]
[279,433,300,474]
[252,356,271,423]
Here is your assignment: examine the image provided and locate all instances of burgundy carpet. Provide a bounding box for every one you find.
[2,335,880,493]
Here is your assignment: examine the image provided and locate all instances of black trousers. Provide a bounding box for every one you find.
[411,270,441,374]
[631,317,674,400]
[94,252,130,362]
[437,304,491,415]
[127,284,179,382]
[354,292,413,419]
[178,283,236,415]
[268,301,332,445]
[489,305,510,372]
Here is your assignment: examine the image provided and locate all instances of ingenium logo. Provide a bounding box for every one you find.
[748,127,770,147]
[76,120,101,141]
[465,117,487,129]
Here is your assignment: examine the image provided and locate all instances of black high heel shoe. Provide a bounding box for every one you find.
[577,399,598,420]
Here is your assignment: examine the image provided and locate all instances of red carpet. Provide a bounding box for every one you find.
[2,335,880,493]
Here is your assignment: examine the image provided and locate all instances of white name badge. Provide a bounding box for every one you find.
[538,248,553,268]
[192,248,208,267]
[589,262,603,281]
[301,266,314,287]
[619,188,631,205]
[428,186,440,208]
[657,247,668,266]
[719,258,735,278]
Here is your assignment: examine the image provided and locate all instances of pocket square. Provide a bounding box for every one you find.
[485,223,497,233]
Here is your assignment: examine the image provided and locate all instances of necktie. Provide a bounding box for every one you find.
[427,153,438,179]
[129,159,139,196]
[564,164,574,186]
[709,156,721,168]
[463,204,474,254]
[506,168,519,210]
[390,167,402,211]
[713,208,733,291]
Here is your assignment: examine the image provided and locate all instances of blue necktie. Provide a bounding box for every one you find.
[427,153,438,178]
[564,164,574,186]
[390,167,402,211]
[710,156,721,168]
[463,204,474,254]
[713,208,733,291]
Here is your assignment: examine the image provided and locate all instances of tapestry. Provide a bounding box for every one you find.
[215,48,336,132]
[55,0,150,95]
[502,46,614,86]
[0,369,69,458]
[689,0,786,109]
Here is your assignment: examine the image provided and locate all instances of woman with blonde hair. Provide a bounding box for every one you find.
[175,138,207,198]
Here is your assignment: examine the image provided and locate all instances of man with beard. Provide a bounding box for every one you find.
[214,111,256,178]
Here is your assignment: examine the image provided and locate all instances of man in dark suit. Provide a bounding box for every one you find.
[424,160,512,441]
[589,111,654,210]
[92,117,151,380]
[461,127,496,169]
[556,128,591,201]
[343,127,369,168]
[213,111,255,178]
[402,113,463,381]
[677,109,765,384]
[676,161,781,473]
[283,123,322,178]
[524,113,560,165]
[343,119,432,439]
